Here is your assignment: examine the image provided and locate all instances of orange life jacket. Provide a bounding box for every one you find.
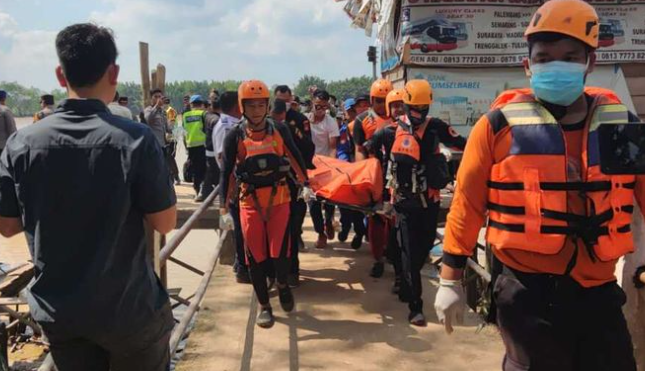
[358,110,393,143]
[486,87,635,262]
[235,121,292,213]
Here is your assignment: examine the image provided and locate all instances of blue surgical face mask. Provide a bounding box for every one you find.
[529,61,587,107]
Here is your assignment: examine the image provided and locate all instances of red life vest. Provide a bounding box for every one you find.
[486,87,635,262]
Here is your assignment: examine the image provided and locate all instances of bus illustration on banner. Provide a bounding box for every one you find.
[402,18,468,53]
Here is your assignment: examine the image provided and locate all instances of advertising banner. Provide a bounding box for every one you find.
[401,0,645,67]
[408,65,635,135]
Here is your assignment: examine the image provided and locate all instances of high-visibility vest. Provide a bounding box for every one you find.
[486,87,635,262]
[183,110,206,148]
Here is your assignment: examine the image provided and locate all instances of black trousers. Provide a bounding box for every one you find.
[339,208,366,236]
[494,267,636,371]
[186,146,206,194]
[395,202,439,312]
[42,304,173,371]
[289,198,307,274]
[164,142,179,181]
[200,156,220,196]
[231,200,246,273]
[309,201,335,235]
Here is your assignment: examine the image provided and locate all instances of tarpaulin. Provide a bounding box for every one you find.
[308,155,383,207]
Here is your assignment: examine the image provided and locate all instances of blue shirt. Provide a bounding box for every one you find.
[336,122,353,162]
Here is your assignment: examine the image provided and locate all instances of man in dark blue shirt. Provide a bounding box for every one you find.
[0,23,177,371]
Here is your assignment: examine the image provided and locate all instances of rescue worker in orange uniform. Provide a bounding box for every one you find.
[371,80,466,326]
[219,80,310,329]
[353,79,396,278]
[435,1,643,369]
[365,89,407,294]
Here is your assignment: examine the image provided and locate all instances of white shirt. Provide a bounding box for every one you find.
[213,113,241,168]
[307,113,340,156]
[108,102,134,121]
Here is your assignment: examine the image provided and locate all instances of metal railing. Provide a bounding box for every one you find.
[156,186,225,355]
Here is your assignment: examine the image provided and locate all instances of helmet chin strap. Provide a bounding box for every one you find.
[244,112,268,128]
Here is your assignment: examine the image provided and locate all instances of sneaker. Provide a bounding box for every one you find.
[174,179,182,186]
[408,311,427,327]
[351,234,363,250]
[315,234,327,249]
[325,220,335,240]
[391,277,401,295]
[278,286,295,312]
[235,269,251,284]
[257,307,275,328]
[338,228,349,243]
[288,273,300,288]
[194,193,205,202]
[370,261,385,278]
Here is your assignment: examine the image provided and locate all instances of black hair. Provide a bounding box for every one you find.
[274,85,292,95]
[527,32,592,57]
[55,23,118,88]
[329,95,337,102]
[163,97,170,104]
[113,91,120,102]
[118,96,128,102]
[41,94,55,105]
[150,88,163,96]
[211,98,221,110]
[313,89,330,101]
[219,91,239,113]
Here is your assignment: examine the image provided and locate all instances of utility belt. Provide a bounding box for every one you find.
[243,179,288,222]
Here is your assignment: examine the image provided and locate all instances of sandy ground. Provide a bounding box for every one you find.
[176,218,505,371]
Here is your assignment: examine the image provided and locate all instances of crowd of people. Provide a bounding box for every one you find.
[1,0,645,369]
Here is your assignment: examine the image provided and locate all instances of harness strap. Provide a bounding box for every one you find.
[488,180,636,192]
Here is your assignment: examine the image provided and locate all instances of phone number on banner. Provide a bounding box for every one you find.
[596,51,645,63]
[408,54,528,65]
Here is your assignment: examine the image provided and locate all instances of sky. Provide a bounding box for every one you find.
[0,0,376,91]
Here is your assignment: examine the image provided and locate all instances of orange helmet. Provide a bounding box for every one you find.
[370,79,393,99]
[525,0,599,49]
[403,80,433,106]
[238,80,270,113]
[385,89,405,117]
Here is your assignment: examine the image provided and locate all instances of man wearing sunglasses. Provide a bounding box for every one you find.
[307,89,340,249]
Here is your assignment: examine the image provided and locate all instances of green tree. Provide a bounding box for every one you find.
[294,75,328,99]
[327,76,372,101]
[0,81,66,117]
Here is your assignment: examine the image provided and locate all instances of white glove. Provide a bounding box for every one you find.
[440,146,453,162]
[434,278,465,334]
[219,213,235,231]
[300,186,315,201]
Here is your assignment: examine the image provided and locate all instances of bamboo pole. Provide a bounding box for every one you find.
[139,42,150,107]
[157,64,166,93]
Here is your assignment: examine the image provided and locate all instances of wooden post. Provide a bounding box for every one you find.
[156,64,166,93]
[151,69,158,93]
[139,42,151,107]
